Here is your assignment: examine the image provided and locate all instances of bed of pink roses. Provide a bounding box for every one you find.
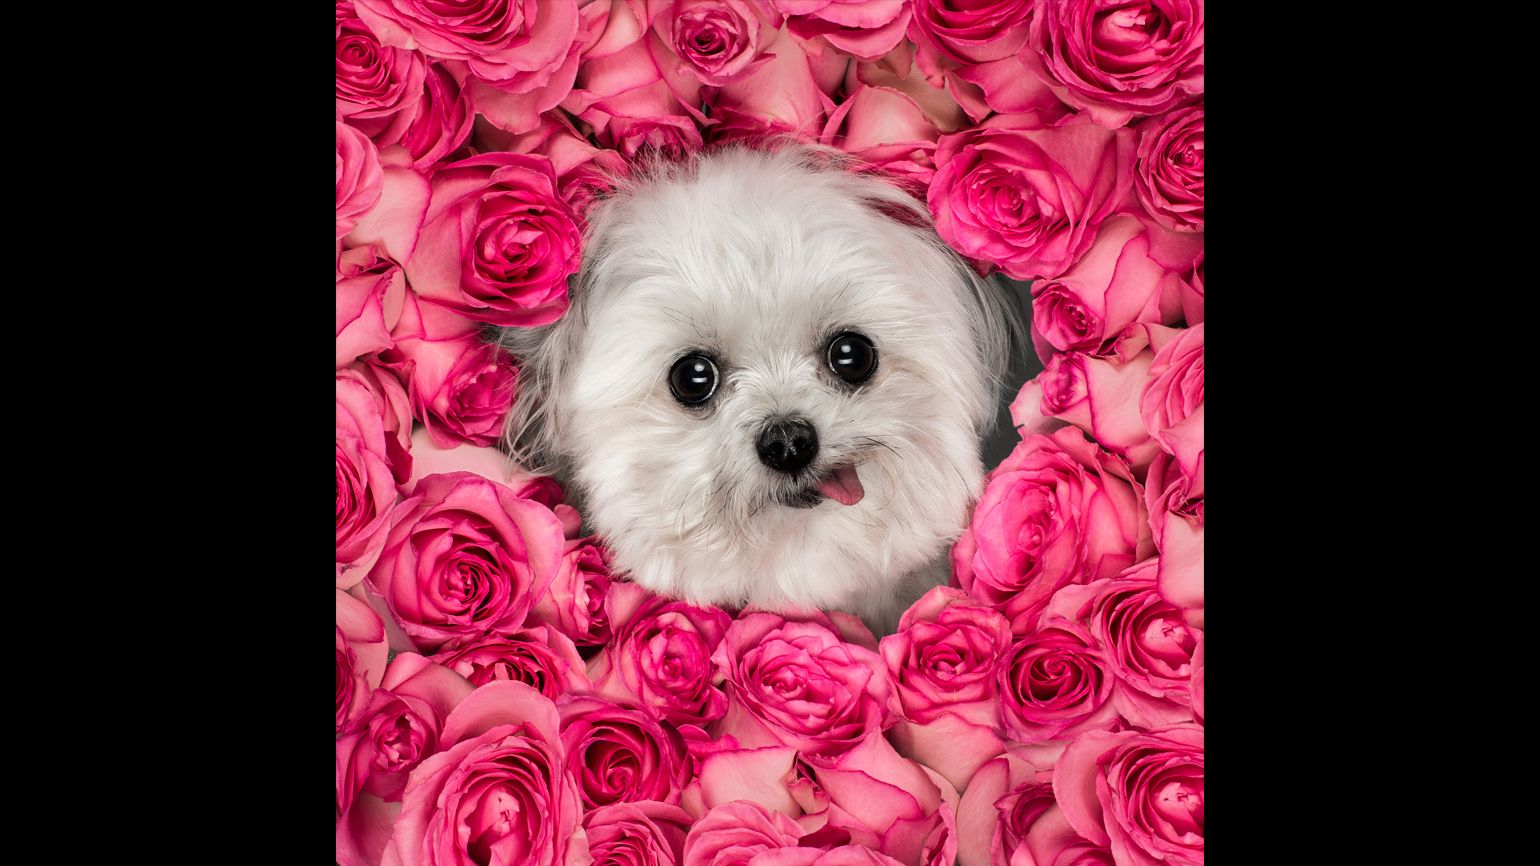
[336,3,1204,866]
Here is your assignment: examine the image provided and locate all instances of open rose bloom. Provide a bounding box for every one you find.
[336,7,1205,863]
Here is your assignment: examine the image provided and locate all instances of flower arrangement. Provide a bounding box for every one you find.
[336,3,1204,866]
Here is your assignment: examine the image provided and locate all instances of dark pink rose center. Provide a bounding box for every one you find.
[420,0,526,44]
[1091,1,1179,72]
[643,626,708,693]
[371,706,432,774]
[1151,774,1204,837]
[1042,354,1087,413]
[466,781,536,865]
[996,782,1056,851]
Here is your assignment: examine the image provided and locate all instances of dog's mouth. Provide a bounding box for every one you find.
[777,463,866,509]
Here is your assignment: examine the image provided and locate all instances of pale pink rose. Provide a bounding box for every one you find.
[1145,461,1202,629]
[879,587,1010,792]
[339,121,384,241]
[432,625,592,699]
[706,29,837,144]
[908,0,1034,69]
[338,588,390,735]
[793,736,960,866]
[1180,250,1202,325]
[1189,634,1203,724]
[585,800,694,866]
[996,621,1117,746]
[354,1,582,107]
[1139,322,1202,469]
[1012,349,1161,473]
[366,471,566,652]
[383,681,588,866]
[371,63,476,170]
[338,2,429,127]
[956,752,1114,866]
[1132,323,1201,630]
[344,152,434,265]
[929,113,1135,281]
[404,152,582,327]
[653,0,780,85]
[945,53,1066,126]
[380,294,518,448]
[683,800,805,866]
[1054,724,1204,866]
[337,653,477,866]
[531,536,616,648]
[713,612,896,755]
[588,581,733,726]
[403,427,565,506]
[1041,561,1197,728]
[560,694,691,808]
[775,0,912,61]
[1024,0,1204,129]
[821,48,964,192]
[337,244,408,369]
[952,427,1152,633]
[474,113,630,218]
[337,362,414,587]
[1029,215,1203,358]
[1134,104,1203,232]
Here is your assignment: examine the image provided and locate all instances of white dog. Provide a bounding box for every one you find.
[501,145,1014,634]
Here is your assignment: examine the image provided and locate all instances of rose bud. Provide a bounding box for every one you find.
[588,581,733,726]
[432,625,592,699]
[1054,724,1204,866]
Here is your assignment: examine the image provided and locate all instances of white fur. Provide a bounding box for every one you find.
[502,145,1013,634]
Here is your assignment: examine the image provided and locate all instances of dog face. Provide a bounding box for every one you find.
[503,146,1012,623]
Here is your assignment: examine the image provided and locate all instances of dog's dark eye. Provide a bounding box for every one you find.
[669,354,718,406]
[826,332,877,384]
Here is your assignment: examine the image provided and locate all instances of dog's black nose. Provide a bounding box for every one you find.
[756,417,818,475]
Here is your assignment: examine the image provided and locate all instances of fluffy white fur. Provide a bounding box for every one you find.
[501,145,1014,634]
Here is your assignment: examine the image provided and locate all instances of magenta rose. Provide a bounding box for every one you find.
[433,625,592,699]
[337,2,428,129]
[381,294,517,448]
[683,800,805,866]
[585,800,694,866]
[337,653,476,866]
[1134,104,1203,232]
[929,113,1134,280]
[653,0,779,86]
[705,29,838,144]
[1024,0,1204,129]
[775,0,913,61]
[384,681,588,866]
[404,152,582,327]
[879,587,1011,792]
[476,112,630,218]
[529,535,616,648]
[339,120,384,241]
[559,694,691,808]
[337,361,413,587]
[371,63,476,170]
[953,427,1152,632]
[1029,215,1203,358]
[338,588,390,736]
[1054,724,1204,866]
[337,244,407,369]
[367,471,565,652]
[588,581,733,726]
[956,752,1114,866]
[996,621,1117,746]
[1011,348,1160,473]
[713,611,896,755]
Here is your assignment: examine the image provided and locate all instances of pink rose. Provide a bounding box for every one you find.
[775,1,913,61]
[683,800,805,866]
[337,362,413,587]
[996,621,1117,746]
[908,0,1034,68]
[338,2,429,128]
[749,847,908,866]
[1134,104,1202,232]
[654,0,780,85]
[381,294,518,448]
[384,681,588,866]
[879,587,1011,792]
[713,612,896,755]
[929,113,1134,280]
[560,694,691,808]
[953,427,1152,632]
[588,581,733,726]
[403,427,565,506]
[475,112,630,219]
[1189,634,1202,724]
[339,120,384,241]
[372,63,476,170]
[1145,463,1202,630]
[956,752,1114,866]
[1029,215,1203,358]
[585,800,694,866]
[794,737,960,866]
[1180,250,1202,325]
[1054,725,1204,866]
[338,588,390,736]
[432,625,592,699]
[405,152,582,327]
[337,244,408,369]
[337,653,476,866]
[705,29,839,144]
[1012,348,1160,473]
[530,535,616,648]
[354,1,581,99]
[821,48,964,192]
[366,471,566,652]
[1024,0,1204,129]
[1139,322,1202,469]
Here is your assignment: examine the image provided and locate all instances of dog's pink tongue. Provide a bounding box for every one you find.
[817,464,865,506]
